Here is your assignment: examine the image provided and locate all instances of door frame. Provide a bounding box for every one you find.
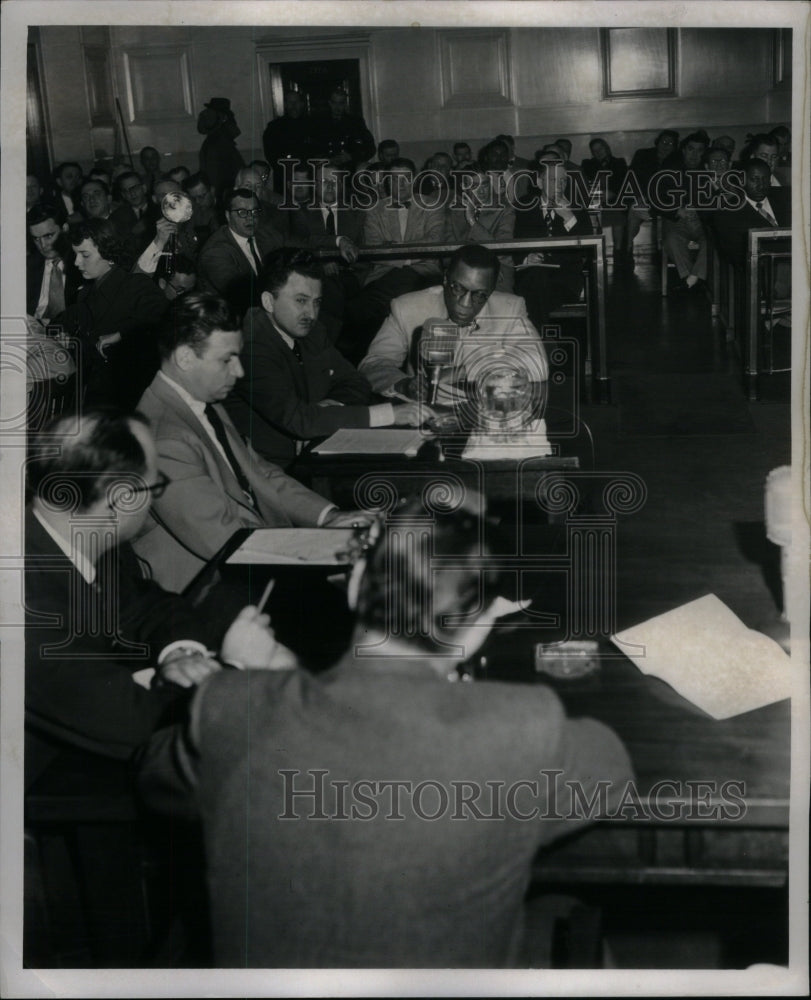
[255,33,377,135]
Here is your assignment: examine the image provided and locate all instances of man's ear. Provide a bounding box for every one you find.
[260,290,275,315]
[175,344,196,370]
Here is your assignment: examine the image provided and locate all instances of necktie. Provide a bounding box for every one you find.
[47,260,66,319]
[325,208,336,235]
[248,237,263,274]
[544,208,555,234]
[755,201,777,226]
[291,340,303,363]
[204,404,257,508]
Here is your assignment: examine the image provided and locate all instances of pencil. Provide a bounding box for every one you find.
[256,578,276,614]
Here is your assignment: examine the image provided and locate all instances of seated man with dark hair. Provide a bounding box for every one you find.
[513,149,594,328]
[342,157,446,363]
[226,249,429,468]
[24,408,287,785]
[53,161,84,221]
[79,177,113,221]
[655,131,710,292]
[157,254,197,301]
[110,170,152,253]
[625,130,679,267]
[26,202,80,322]
[183,171,221,244]
[580,137,629,268]
[140,496,632,968]
[359,243,547,404]
[132,291,369,595]
[197,186,285,317]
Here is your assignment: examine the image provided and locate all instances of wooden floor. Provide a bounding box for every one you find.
[551,256,792,969]
[583,258,791,637]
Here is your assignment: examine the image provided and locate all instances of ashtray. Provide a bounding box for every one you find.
[534,640,601,679]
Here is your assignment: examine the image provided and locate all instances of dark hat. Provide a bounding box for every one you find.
[205,97,232,113]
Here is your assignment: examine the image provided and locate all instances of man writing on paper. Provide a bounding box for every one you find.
[132,292,370,595]
[358,244,548,407]
[226,248,431,469]
[24,409,290,786]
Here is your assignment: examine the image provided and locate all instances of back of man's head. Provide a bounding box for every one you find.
[353,496,500,653]
[28,409,150,514]
[27,202,64,231]
[157,292,239,360]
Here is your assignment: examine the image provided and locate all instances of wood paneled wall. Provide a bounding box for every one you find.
[35,25,789,173]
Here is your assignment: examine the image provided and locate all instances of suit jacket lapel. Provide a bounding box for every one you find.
[150,377,255,514]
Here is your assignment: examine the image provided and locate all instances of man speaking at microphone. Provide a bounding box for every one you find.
[358,244,548,407]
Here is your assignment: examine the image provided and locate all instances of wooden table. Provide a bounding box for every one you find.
[481,638,790,888]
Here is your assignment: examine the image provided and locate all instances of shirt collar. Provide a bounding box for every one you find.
[229,228,252,251]
[745,195,774,213]
[32,506,97,584]
[158,369,207,418]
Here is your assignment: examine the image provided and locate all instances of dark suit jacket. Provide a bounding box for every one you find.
[710,190,791,269]
[198,223,284,317]
[140,657,632,967]
[288,203,365,248]
[23,508,211,783]
[55,266,168,408]
[226,308,375,467]
[513,189,594,270]
[132,372,332,592]
[26,252,80,318]
[110,202,153,255]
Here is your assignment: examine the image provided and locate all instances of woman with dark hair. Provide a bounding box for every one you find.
[145,497,632,967]
[55,218,168,407]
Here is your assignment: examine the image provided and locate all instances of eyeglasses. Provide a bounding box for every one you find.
[445,280,492,307]
[131,470,171,499]
[230,207,263,218]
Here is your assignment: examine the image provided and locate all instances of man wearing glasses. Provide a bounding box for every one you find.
[24,409,287,783]
[359,244,548,404]
[197,187,284,317]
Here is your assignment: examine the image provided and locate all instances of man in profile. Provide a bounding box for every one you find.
[132,292,368,594]
[24,409,284,785]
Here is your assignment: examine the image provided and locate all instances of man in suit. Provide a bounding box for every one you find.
[262,89,312,194]
[139,499,632,967]
[109,170,152,255]
[24,408,285,786]
[710,158,791,298]
[307,86,376,173]
[197,187,284,317]
[625,130,679,268]
[26,203,79,322]
[53,161,84,221]
[359,243,548,405]
[513,149,594,330]
[288,162,365,341]
[226,249,428,468]
[132,292,369,595]
[655,131,710,292]
[580,137,630,269]
[197,97,245,202]
[343,158,446,363]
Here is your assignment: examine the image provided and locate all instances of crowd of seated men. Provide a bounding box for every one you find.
[22,95,792,967]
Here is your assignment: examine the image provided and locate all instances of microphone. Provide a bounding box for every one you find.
[419,318,458,405]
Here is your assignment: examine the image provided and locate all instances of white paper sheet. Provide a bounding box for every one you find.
[226,528,356,565]
[312,428,427,456]
[610,593,793,719]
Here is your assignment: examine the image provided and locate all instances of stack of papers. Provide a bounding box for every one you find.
[610,593,793,719]
[312,428,427,456]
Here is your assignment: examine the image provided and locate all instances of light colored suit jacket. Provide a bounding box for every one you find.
[362,200,446,286]
[132,373,332,593]
[358,285,549,397]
